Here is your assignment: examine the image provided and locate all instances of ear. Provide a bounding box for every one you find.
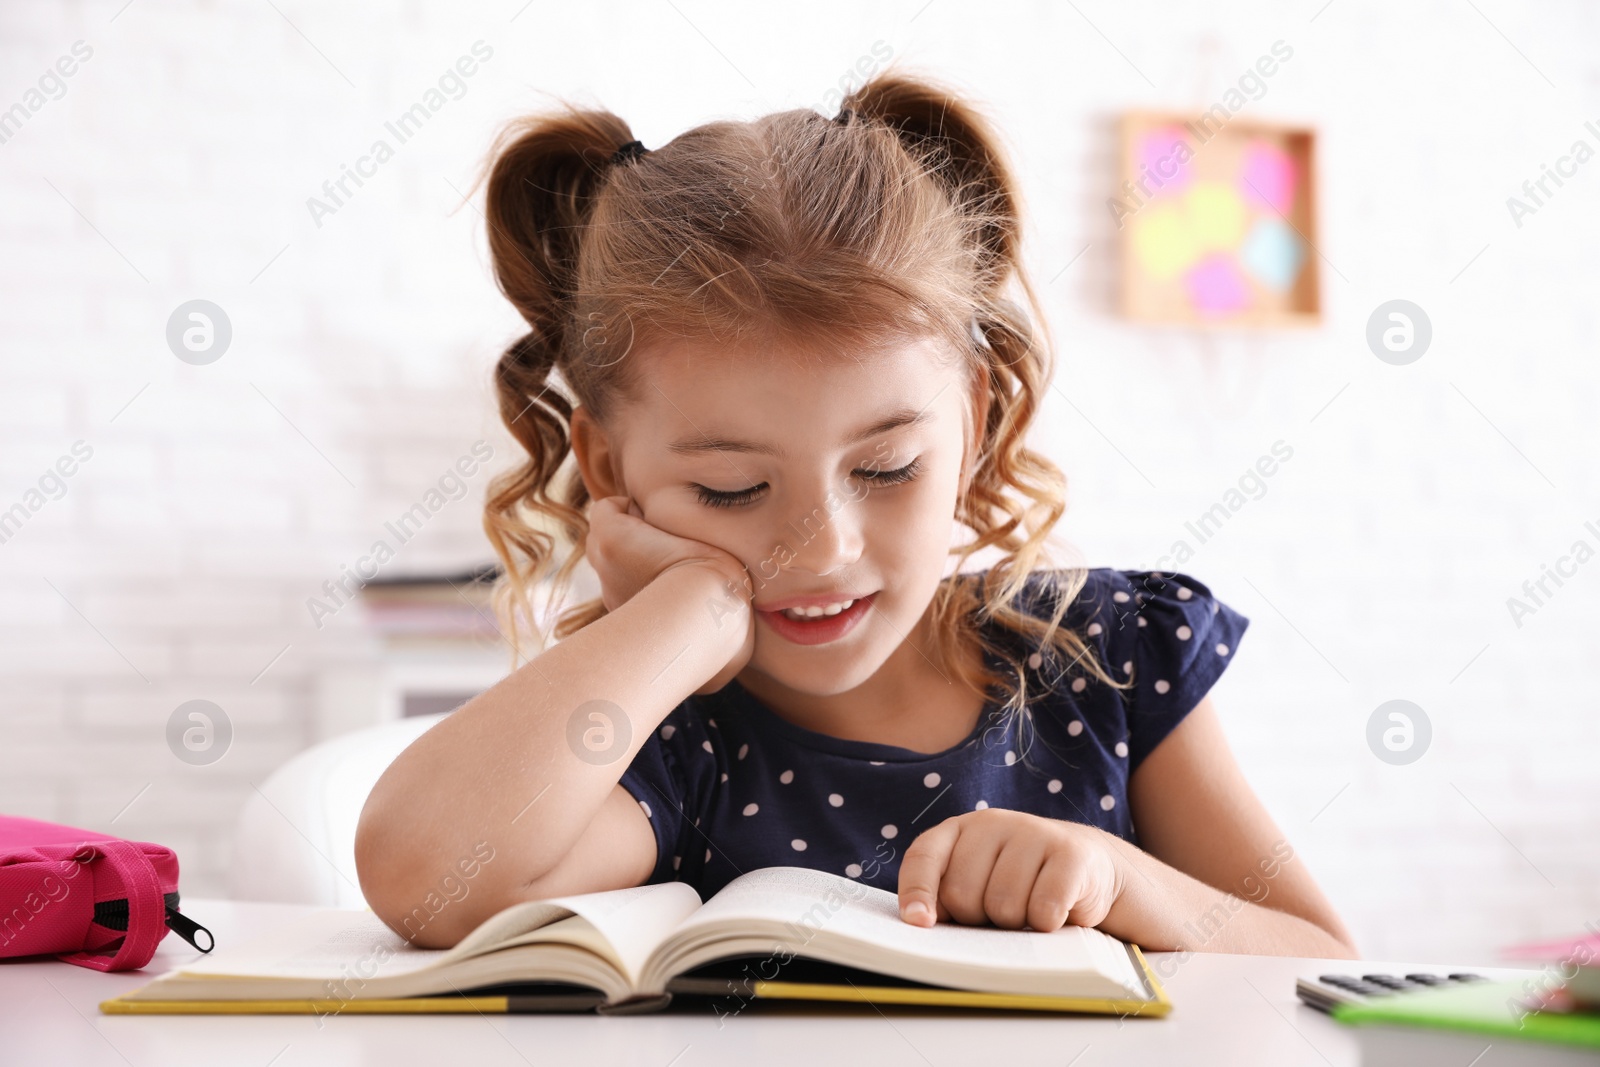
[569,405,625,501]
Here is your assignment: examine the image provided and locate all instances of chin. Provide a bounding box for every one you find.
[748,636,890,696]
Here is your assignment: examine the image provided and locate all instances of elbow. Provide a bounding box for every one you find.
[354,793,428,943]
[354,796,514,950]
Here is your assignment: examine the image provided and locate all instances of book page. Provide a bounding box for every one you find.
[177,880,700,988]
[526,881,702,984]
[176,910,453,981]
[657,866,1142,995]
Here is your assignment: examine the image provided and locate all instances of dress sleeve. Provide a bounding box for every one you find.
[1111,569,1251,772]
[617,701,717,887]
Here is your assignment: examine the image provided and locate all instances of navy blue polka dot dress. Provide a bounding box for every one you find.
[619,568,1249,901]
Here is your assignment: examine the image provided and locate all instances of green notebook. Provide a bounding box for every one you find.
[1334,977,1600,1052]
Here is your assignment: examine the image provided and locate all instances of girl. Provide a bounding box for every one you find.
[355,70,1358,959]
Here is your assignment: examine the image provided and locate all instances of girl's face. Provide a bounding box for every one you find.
[577,334,977,697]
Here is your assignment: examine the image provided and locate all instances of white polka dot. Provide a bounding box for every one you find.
[1087,622,1103,637]
[705,848,712,862]
[1212,601,1220,614]
[737,743,749,760]
[702,740,713,753]
[1216,643,1230,656]
[923,772,940,788]
[708,718,718,728]
[1027,651,1042,670]
[1177,587,1192,600]
[1137,617,1148,627]
[869,760,885,766]
[1115,741,1129,758]
[974,799,988,810]
[639,800,652,818]
[1154,679,1171,694]
[823,793,841,808]
[1067,719,1084,736]
[1047,779,1062,793]
[881,824,898,839]
[743,802,759,816]
[660,724,676,739]
[720,772,728,782]
[1100,794,1116,810]
[1123,660,1133,675]
[1071,677,1087,693]
[846,863,863,878]
[1176,625,1192,640]
[791,839,807,851]
[1113,591,1129,603]
[672,854,681,869]
[1004,750,1017,765]
[779,769,794,784]
[694,817,700,827]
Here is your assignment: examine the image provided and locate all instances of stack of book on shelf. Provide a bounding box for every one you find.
[1334,928,1600,1066]
[358,564,502,640]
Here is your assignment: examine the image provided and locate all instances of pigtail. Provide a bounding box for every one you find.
[476,106,636,660]
[843,72,1125,758]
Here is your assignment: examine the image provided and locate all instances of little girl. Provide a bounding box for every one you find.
[356,70,1357,959]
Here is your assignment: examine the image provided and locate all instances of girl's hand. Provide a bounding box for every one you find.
[896,809,1124,932]
[585,495,754,695]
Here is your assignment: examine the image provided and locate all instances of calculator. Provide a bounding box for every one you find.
[1295,970,1487,1014]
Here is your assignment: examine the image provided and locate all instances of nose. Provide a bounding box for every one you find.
[780,486,865,578]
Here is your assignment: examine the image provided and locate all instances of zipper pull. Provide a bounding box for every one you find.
[165,902,215,953]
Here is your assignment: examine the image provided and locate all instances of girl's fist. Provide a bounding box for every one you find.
[584,495,754,694]
[896,809,1123,933]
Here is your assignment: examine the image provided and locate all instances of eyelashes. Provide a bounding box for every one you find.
[692,457,924,509]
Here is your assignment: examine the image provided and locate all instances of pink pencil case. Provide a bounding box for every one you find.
[0,814,213,971]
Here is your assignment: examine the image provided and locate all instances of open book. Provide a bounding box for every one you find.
[101,867,1169,1017]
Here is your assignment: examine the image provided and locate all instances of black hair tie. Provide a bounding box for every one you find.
[610,140,648,166]
[834,107,855,126]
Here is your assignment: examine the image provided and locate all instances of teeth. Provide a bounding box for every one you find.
[781,599,854,620]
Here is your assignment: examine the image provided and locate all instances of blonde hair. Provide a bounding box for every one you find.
[473,68,1127,746]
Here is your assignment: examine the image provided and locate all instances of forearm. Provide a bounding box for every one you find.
[1097,832,1359,959]
[356,561,745,910]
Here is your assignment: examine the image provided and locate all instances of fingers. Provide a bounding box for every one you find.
[982,836,1049,930]
[1026,849,1082,932]
[933,822,1008,927]
[897,819,960,927]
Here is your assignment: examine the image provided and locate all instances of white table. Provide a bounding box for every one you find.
[0,898,1542,1066]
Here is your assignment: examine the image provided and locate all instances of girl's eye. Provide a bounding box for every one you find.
[691,457,923,509]
[855,456,922,489]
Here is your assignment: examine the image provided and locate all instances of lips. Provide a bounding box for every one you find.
[754,589,877,613]
[756,592,876,647]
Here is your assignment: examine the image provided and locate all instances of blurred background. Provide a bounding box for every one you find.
[2,0,1596,964]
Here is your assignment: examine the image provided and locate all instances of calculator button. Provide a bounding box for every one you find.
[1361,975,1410,989]
[1447,973,1485,982]
[1347,982,1393,996]
[1404,974,1445,985]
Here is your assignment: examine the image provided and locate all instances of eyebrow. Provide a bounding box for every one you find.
[665,406,933,459]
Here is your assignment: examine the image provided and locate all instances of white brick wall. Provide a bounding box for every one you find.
[1,0,1595,963]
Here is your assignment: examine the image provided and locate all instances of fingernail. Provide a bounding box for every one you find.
[902,901,930,923]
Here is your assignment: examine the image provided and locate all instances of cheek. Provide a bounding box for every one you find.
[636,489,767,564]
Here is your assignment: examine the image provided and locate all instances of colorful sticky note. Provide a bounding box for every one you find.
[1186,254,1250,315]
[1138,126,1196,197]
[1184,181,1248,254]
[1131,201,1198,281]
[1240,140,1297,215]
[1240,217,1305,293]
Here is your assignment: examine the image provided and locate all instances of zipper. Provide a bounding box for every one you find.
[92,891,215,953]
